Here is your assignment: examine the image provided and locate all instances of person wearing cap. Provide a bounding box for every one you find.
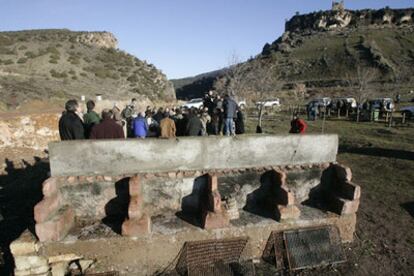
[89,109,125,139]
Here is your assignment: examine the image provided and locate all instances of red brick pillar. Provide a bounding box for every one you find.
[34,178,75,242]
[202,174,230,229]
[122,176,151,236]
[327,164,361,215]
[271,170,301,221]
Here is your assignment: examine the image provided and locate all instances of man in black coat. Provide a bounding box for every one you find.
[59,99,85,140]
[235,107,245,134]
[186,108,203,136]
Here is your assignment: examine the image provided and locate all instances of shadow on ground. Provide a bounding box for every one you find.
[102,177,130,234]
[339,146,414,161]
[0,157,49,275]
[401,202,414,218]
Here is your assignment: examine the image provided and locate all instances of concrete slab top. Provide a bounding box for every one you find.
[49,134,338,177]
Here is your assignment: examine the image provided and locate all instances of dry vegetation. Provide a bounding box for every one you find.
[0,29,174,111]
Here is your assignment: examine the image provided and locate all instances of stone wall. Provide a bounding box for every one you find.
[48,165,329,221]
[0,113,60,150]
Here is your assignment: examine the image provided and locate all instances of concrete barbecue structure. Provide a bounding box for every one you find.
[12,134,361,275]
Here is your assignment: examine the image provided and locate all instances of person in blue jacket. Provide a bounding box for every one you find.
[133,112,148,138]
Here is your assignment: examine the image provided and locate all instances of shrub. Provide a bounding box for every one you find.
[3,59,14,65]
[50,69,67,78]
[80,72,87,77]
[68,69,76,75]
[0,36,13,46]
[71,76,78,80]
[18,45,28,50]
[17,57,27,64]
[0,46,16,55]
[84,66,118,79]
[127,75,139,82]
[25,51,36,58]
[50,54,60,60]
[49,59,58,64]
[46,46,59,55]
[17,36,29,42]
[68,56,80,65]
[68,36,77,43]
[83,56,91,63]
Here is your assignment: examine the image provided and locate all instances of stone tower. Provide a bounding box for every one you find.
[332,1,345,12]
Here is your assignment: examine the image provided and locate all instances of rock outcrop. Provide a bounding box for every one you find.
[285,7,414,33]
[76,32,118,48]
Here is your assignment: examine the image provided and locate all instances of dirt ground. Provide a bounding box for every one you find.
[0,111,413,275]
[249,111,414,276]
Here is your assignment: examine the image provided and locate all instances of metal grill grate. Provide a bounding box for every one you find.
[188,262,233,276]
[74,272,119,276]
[262,231,286,270]
[175,238,248,276]
[284,226,345,270]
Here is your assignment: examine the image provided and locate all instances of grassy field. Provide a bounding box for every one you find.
[246,110,414,275]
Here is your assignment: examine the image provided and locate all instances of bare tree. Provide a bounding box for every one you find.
[214,52,250,98]
[290,83,307,116]
[346,65,379,122]
[214,54,283,132]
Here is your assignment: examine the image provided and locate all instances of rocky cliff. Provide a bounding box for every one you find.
[285,8,414,33]
[75,31,118,48]
[214,6,414,102]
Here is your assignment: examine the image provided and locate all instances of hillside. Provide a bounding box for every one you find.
[176,6,414,102]
[0,29,174,111]
[171,69,223,100]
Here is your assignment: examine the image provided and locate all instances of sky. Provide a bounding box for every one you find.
[0,1,412,79]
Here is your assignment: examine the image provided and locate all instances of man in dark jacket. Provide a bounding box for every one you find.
[83,100,100,138]
[203,90,216,115]
[89,109,125,139]
[235,107,245,134]
[59,99,85,140]
[186,108,203,136]
[223,95,237,136]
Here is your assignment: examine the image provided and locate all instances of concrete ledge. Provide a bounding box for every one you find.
[49,134,338,177]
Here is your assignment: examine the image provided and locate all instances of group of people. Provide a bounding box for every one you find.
[58,92,246,141]
[122,92,245,139]
[59,99,125,140]
[307,97,397,121]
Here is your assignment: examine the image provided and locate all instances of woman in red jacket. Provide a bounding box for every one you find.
[289,114,307,134]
